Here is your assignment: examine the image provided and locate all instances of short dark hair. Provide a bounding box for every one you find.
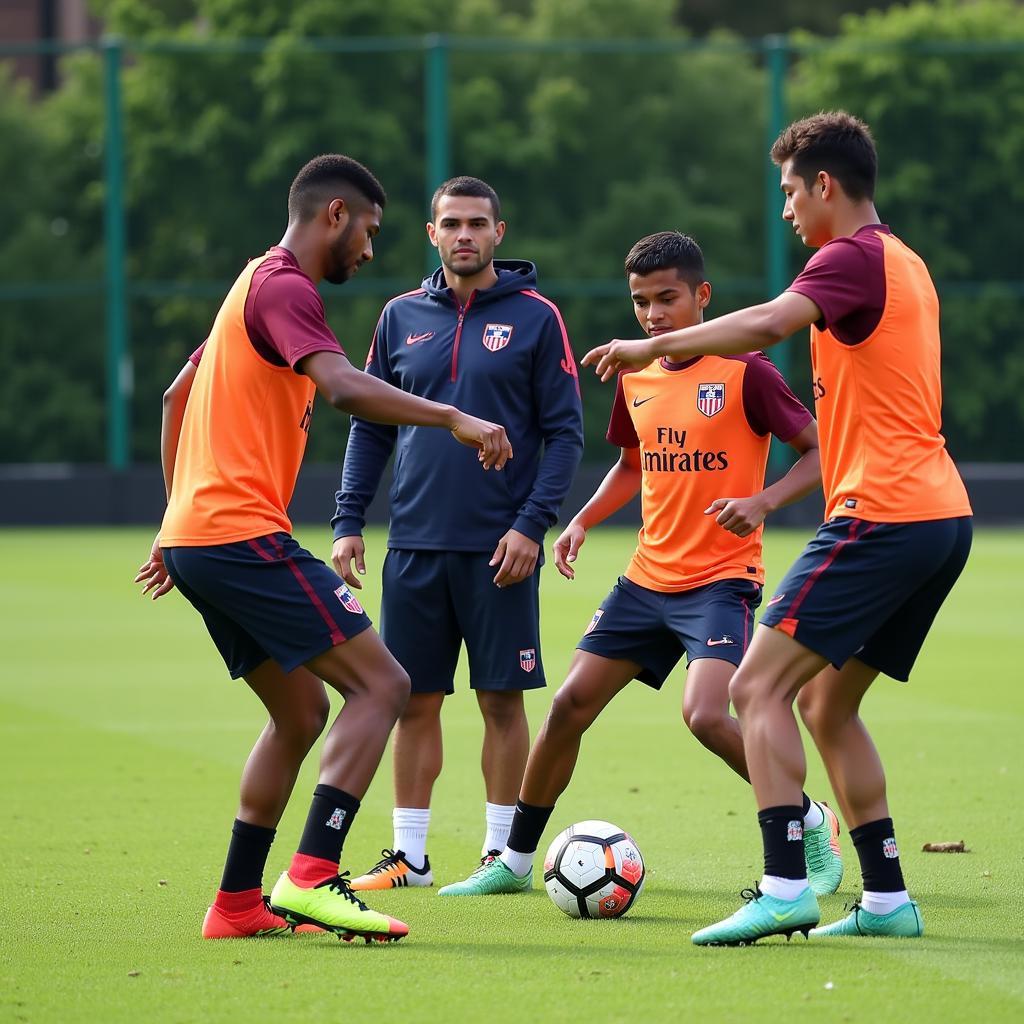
[770,111,877,202]
[430,176,501,221]
[624,231,705,288]
[287,154,387,223]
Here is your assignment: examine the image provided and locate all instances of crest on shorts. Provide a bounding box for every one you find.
[519,648,537,673]
[697,382,725,418]
[585,609,604,635]
[482,323,513,352]
[334,584,364,614]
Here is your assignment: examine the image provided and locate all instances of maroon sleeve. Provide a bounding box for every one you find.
[188,340,207,366]
[741,353,813,442]
[606,372,640,449]
[786,236,879,327]
[246,268,345,370]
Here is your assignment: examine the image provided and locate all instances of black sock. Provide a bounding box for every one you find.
[506,800,554,854]
[758,805,806,880]
[296,784,361,864]
[219,819,275,892]
[801,792,812,816]
[850,817,906,892]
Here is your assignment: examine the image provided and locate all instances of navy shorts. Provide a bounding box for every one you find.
[759,516,973,681]
[380,549,545,694]
[163,533,373,679]
[576,576,763,689]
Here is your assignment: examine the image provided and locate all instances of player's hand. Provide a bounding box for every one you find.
[451,411,513,470]
[552,522,587,581]
[331,535,366,590]
[581,338,657,382]
[490,528,540,588]
[134,534,175,599]
[704,495,771,538]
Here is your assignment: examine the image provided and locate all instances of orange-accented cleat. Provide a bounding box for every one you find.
[349,849,433,891]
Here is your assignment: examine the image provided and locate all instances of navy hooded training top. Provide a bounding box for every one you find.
[332,260,584,551]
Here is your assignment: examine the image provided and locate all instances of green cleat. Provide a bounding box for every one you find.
[804,802,844,896]
[692,886,820,946]
[810,900,923,938]
[437,856,532,896]
[269,871,408,943]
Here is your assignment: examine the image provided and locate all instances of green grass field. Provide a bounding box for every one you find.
[2,526,1022,1023]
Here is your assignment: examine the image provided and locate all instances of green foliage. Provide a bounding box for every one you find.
[788,0,1024,459]
[0,0,1020,465]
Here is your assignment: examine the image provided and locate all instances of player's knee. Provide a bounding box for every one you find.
[380,664,412,719]
[683,704,731,746]
[797,687,847,738]
[727,670,757,714]
[546,683,592,737]
[478,691,525,732]
[273,692,330,751]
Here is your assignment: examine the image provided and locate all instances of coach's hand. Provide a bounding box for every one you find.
[451,411,513,470]
[332,535,366,590]
[581,338,657,382]
[490,529,540,588]
[134,534,175,599]
[553,522,587,581]
[705,494,771,538]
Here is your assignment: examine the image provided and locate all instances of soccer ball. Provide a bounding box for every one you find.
[543,820,645,919]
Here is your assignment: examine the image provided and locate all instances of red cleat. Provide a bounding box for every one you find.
[202,895,292,939]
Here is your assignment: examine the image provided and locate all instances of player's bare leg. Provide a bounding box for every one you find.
[269,630,411,942]
[682,658,748,781]
[438,652,636,895]
[797,658,886,828]
[240,661,331,826]
[477,690,530,804]
[393,692,446,808]
[306,629,411,798]
[519,651,639,807]
[727,626,827,809]
[347,692,444,889]
[202,660,331,938]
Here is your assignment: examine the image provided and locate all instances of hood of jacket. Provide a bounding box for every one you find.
[421,259,538,306]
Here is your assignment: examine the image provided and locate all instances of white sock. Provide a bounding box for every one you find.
[861,889,910,916]
[393,807,431,869]
[759,874,808,900]
[482,802,516,857]
[803,800,826,831]
[499,847,534,877]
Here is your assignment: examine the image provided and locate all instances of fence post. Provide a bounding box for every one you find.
[764,34,790,471]
[424,34,450,271]
[102,35,130,470]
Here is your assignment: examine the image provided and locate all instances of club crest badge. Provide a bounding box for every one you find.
[334,584,364,614]
[325,807,347,830]
[519,648,537,673]
[482,323,514,352]
[697,382,725,417]
[585,609,604,635]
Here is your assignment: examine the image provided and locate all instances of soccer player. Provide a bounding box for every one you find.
[134,154,512,942]
[438,231,843,898]
[332,177,583,891]
[584,113,973,944]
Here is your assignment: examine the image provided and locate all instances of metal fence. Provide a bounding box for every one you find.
[1,33,1021,470]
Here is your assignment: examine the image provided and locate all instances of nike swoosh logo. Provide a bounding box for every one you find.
[771,909,798,922]
[632,396,655,407]
[766,594,786,606]
[405,331,435,345]
[707,637,735,647]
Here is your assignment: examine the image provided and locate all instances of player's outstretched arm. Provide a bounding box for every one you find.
[582,292,823,382]
[553,449,642,580]
[301,350,513,470]
[705,421,821,538]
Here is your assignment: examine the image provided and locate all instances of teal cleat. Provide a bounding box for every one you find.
[437,856,532,896]
[810,900,923,938]
[692,886,820,946]
[804,802,844,896]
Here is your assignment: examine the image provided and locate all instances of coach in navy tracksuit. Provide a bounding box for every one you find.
[331,177,584,889]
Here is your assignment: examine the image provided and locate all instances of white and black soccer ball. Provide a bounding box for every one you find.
[543,820,645,919]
